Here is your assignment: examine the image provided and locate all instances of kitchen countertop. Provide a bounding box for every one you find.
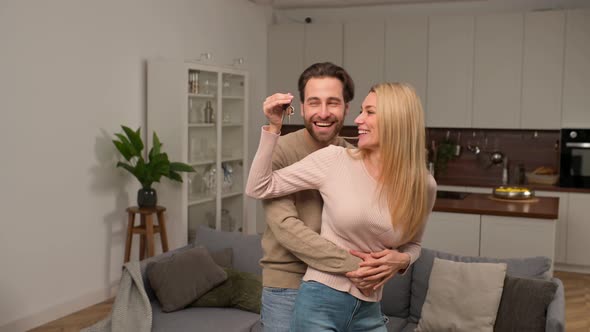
[437,179,590,194]
[433,192,559,219]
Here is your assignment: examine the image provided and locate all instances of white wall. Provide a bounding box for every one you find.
[0,0,271,330]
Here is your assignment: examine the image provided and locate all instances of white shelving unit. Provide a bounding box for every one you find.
[148,60,249,245]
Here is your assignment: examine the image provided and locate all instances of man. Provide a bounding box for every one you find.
[259,63,409,331]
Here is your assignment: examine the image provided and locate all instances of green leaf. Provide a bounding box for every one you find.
[150,132,162,159]
[168,171,183,182]
[116,162,139,178]
[115,133,139,157]
[122,125,144,154]
[113,140,133,161]
[170,162,195,173]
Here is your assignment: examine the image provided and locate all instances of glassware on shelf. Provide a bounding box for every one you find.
[189,99,199,123]
[223,78,231,96]
[221,163,234,193]
[206,211,216,229]
[202,165,216,196]
[221,209,236,232]
[223,111,231,124]
[188,71,199,94]
[203,101,215,123]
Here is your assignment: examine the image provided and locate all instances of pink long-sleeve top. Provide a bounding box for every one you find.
[246,128,437,302]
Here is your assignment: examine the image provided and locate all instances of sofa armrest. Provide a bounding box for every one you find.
[139,244,195,302]
[546,278,565,332]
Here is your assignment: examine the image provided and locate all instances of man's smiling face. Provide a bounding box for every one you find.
[300,77,348,145]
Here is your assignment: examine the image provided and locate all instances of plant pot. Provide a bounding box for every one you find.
[137,188,157,208]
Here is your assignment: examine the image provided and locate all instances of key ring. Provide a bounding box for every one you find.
[282,104,295,124]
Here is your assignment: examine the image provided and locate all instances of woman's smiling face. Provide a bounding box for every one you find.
[355,92,379,151]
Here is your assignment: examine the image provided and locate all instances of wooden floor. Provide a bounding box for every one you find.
[555,271,590,332]
[29,271,590,332]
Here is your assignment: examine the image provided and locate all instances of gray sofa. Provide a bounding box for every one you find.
[140,226,565,332]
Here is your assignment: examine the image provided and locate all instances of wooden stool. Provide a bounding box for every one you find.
[124,206,169,262]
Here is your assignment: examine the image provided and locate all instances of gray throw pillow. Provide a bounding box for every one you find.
[147,247,227,312]
[494,275,557,332]
[140,244,195,302]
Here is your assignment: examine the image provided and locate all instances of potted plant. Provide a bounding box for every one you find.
[113,125,195,208]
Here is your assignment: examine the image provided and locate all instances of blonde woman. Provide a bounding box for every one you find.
[246,83,437,331]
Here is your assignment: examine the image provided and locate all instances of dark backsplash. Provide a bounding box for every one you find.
[426,128,560,186]
[280,125,561,187]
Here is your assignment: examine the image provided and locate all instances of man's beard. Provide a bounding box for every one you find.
[304,118,344,144]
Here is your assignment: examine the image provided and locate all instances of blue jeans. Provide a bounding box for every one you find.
[290,281,388,332]
[261,287,298,332]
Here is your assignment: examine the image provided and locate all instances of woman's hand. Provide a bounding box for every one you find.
[346,249,411,291]
[263,93,294,134]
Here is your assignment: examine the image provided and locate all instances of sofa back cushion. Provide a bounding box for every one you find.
[194,226,262,275]
[409,248,552,323]
[380,264,413,318]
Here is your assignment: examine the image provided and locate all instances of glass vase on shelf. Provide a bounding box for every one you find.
[188,99,199,124]
[221,209,235,232]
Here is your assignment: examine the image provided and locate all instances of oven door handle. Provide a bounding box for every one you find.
[566,142,590,148]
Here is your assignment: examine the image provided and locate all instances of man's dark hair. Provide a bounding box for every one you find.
[297,62,354,104]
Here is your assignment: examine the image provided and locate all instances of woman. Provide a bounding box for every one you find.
[246,82,437,331]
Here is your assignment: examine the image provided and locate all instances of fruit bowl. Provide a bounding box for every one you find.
[492,186,535,200]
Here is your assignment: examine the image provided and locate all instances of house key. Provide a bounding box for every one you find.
[283,103,295,124]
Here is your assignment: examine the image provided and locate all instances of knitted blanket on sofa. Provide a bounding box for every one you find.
[81,261,152,332]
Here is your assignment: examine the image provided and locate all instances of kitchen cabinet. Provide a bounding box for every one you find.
[268,24,304,117]
[304,23,343,67]
[147,60,249,246]
[343,22,385,126]
[537,191,568,264]
[472,13,523,129]
[566,193,590,266]
[422,212,480,257]
[426,15,474,128]
[521,11,565,130]
[562,9,590,128]
[480,215,555,263]
[384,16,428,109]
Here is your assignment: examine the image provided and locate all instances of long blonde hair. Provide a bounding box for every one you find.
[360,83,429,244]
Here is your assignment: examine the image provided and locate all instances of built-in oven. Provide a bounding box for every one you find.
[560,129,590,188]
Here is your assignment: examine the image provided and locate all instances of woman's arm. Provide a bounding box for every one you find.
[245,127,339,199]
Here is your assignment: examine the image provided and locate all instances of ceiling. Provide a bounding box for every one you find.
[249,0,485,9]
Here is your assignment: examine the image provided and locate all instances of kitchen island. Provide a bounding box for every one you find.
[433,191,559,219]
[422,191,558,271]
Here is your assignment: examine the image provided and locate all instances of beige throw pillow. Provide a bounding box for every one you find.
[415,257,507,332]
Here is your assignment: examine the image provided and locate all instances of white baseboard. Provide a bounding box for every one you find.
[555,262,590,274]
[0,282,118,332]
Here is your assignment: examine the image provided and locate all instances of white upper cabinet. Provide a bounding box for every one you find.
[343,22,385,125]
[304,23,343,67]
[268,24,304,99]
[385,16,428,112]
[427,15,474,128]
[562,9,590,128]
[522,11,565,129]
[472,13,524,129]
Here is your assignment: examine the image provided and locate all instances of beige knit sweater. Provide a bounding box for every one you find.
[259,128,362,290]
[247,128,437,302]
